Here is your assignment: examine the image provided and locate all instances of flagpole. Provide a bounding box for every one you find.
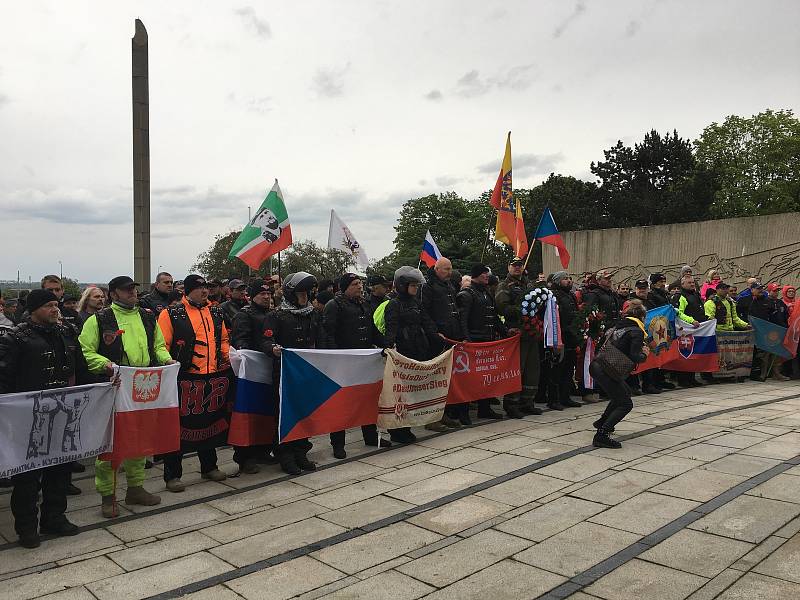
[522,204,548,274]
[479,211,494,263]
[247,206,252,277]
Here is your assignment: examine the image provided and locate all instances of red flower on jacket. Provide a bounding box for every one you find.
[264,329,274,337]
[115,329,125,336]
[176,340,186,347]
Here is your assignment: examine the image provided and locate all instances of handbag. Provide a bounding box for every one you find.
[592,328,635,381]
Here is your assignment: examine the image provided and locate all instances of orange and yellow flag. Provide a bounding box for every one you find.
[489,132,528,258]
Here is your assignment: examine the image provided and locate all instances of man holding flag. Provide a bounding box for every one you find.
[489,132,528,258]
[79,276,172,518]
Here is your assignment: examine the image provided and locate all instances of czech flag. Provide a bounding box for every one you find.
[489,132,529,258]
[751,316,793,360]
[102,363,180,466]
[279,348,384,442]
[665,318,719,372]
[228,348,276,446]
[534,207,570,269]
[420,230,443,268]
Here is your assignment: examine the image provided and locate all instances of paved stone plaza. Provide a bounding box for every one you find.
[2,380,800,599]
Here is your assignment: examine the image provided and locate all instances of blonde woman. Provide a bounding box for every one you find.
[700,269,721,300]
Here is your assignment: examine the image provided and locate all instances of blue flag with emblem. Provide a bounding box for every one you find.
[750,316,792,359]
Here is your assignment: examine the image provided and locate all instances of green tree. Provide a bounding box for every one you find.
[280,240,355,281]
[386,191,513,277]
[192,234,355,282]
[694,109,800,217]
[590,129,714,227]
[61,277,81,299]
[192,231,254,280]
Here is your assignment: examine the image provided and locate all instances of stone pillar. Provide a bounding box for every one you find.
[132,19,150,288]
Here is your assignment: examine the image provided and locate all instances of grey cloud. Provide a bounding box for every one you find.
[625,20,641,37]
[455,70,491,98]
[312,64,350,98]
[244,96,272,114]
[424,89,443,101]
[234,6,271,39]
[476,152,564,176]
[553,1,587,39]
[495,63,540,91]
[435,176,462,187]
[454,64,539,98]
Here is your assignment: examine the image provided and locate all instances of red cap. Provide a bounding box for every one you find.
[767,282,780,292]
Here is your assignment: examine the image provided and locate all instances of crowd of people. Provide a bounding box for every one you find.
[0,261,797,548]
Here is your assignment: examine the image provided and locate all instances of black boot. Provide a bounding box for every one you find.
[40,518,79,537]
[562,397,582,408]
[593,427,622,449]
[592,418,615,433]
[503,400,524,419]
[519,399,542,415]
[295,448,317,471]
[277,447,301,475]
[477,407,504,419]
[332,446,347,460]
[547,401,564,411]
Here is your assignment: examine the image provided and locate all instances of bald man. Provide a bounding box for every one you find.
[420,257,465,429]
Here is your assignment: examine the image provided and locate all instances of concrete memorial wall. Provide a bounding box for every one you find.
[543,212,800,288]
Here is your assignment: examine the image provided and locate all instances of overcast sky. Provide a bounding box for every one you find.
[1,0,798,283]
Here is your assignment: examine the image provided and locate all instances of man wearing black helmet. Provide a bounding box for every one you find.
[262,271,321,474]
[384,266,443,442]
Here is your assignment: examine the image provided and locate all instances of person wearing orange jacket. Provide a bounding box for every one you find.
[157,274,231,492]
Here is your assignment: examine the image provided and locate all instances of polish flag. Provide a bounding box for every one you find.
[102,363,181,465]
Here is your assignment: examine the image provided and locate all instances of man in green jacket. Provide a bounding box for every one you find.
[79,276,174,518]
[704,282,750,332]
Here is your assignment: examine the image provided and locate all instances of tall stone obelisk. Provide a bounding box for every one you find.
[132,19,150,287]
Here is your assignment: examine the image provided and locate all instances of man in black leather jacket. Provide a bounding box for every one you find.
[550,272,583,410]
[321,273,385,457]
[456,264,507,420]
[0,290,90,548]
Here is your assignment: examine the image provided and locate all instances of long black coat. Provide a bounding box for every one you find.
[457,284,507,342]
[230,302,271,353]
[320,294,379,349]
[384,294,438,360]
[420,272,464,341]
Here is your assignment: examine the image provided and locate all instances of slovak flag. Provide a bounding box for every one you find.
[534,207,570,269]
[420,230,443,268]
[279,349,384,442]
[102,363,181,465]
[228,348,276,446]
[672,318,719,372]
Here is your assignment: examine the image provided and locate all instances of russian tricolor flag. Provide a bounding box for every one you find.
[228,348,276,446]
[420,230,443,268]
[279,348,384,442]
[534,207,570,269]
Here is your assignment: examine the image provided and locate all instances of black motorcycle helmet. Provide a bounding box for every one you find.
[282,271,317,306]
[393,266,425,297]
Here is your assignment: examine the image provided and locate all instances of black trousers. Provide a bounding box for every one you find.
[590,362,633,430]
[163,449,218,482]
[549,348,576,404]
[11,463,71,536]
[330,424,378,448]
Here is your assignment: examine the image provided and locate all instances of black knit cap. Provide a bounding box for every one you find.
[470,264,490,278]
[247,279,270,298]
[367,274,388,287]
[26,289,59,313]
[338,273,361,292]
[183,274,207,295]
